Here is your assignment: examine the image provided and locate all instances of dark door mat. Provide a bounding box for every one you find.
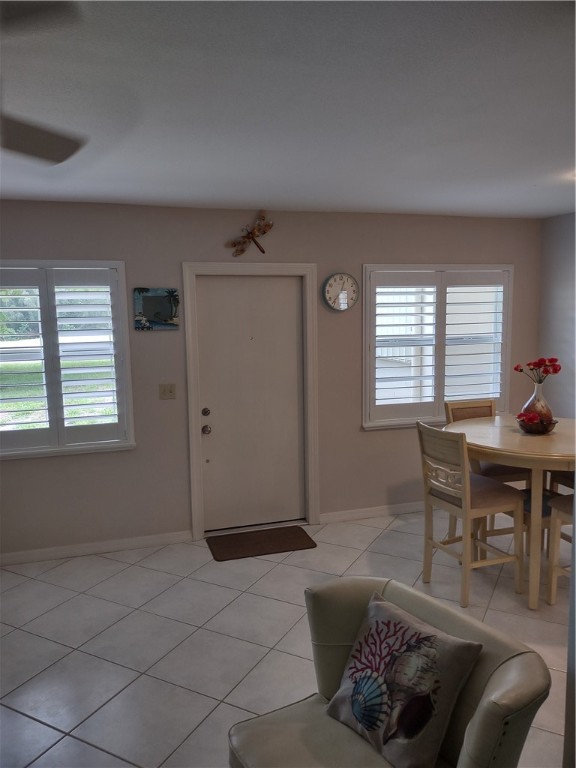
[206,525,317,562]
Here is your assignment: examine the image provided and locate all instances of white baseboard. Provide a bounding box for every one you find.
[0,530,193,566]
[319,501,423,524]
[0,503,424,565]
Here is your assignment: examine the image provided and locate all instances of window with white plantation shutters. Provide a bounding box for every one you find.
[364,266,512,428]
[0,262,134,457]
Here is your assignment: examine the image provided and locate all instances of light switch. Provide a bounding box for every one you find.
[159,383,176,400]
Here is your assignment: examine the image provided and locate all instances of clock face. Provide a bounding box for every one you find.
[322,273,359,311]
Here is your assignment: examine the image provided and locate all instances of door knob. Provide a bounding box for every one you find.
[201,408,211,416]
[201,425,212,435]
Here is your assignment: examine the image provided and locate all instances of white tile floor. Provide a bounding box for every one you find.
[0,511,570,768]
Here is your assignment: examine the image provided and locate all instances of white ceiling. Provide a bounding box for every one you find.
[1,1,574,217]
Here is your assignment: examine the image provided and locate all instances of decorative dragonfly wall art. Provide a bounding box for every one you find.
[228,211,274,257]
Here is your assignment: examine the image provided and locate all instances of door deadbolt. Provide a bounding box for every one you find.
[201,408,211,416]
[201,425,212,435]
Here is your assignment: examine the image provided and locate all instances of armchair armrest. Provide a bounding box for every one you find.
[456,652,551,768]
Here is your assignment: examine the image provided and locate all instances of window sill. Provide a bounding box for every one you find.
[363,416,446,430]
[0,441,137,460]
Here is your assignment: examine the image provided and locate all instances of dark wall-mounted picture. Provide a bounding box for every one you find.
[134,288,180,330]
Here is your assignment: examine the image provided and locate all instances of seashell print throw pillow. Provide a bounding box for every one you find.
[326,593,482,768]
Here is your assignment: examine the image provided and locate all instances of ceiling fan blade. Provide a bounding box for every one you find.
[1,114,85,163]
[0,1,78,31]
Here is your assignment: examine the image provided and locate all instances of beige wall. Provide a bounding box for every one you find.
[0,202,543,556]
[540,213,575,418]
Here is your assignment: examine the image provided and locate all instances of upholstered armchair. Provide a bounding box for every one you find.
[229,577,550,768]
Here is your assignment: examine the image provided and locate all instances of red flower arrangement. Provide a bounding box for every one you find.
[513,357,561,384]
[515,411,542,424]
[514,358,560,433]
[516,409,558,433]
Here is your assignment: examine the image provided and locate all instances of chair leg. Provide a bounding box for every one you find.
[513,504,524,594]
[460,516,472,608]
[423,500,434,583]
[448,515,457,539]
[547,512,562,605]
[477,518,488,560]
[472,520,484,561]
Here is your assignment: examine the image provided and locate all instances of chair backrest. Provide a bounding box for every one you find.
[445,398,496,423]
[417,420,470,509]
[549,491,575,521]
[305,577,551,768]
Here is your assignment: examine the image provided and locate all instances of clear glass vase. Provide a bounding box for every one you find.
[522,382,553,422]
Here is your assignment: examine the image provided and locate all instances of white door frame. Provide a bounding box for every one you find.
[183,262,320,540]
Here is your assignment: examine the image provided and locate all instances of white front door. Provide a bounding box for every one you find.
[184,263,319,537]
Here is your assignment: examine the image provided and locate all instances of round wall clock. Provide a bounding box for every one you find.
[322,272,360,311]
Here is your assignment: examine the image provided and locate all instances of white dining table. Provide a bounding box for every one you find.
[444,414,575,609]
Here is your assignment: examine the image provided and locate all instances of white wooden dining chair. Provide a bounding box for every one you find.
[417,421,525,607]
[548,469,575,493]
[547,493,574,605]
[444,399,532,484]
[444,399,531,538]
